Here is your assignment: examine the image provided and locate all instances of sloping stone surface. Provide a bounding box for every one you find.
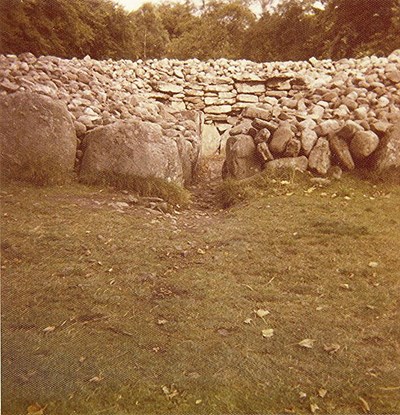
[80,120,184,185]
[0,92,76,183]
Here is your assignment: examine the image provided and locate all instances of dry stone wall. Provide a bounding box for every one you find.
[1,50,400,181]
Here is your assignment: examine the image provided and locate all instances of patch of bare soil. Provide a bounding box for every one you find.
[188,155,224,212]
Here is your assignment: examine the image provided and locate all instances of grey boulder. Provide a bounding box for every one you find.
[0,92,77,184]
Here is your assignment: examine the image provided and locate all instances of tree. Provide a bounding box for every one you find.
[166,0,255,59]
[243,0,320,62]
[130,3,169,59]
[314,0,396,58]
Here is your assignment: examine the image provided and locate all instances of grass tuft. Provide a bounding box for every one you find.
[80,172,191,207]
[219,167,310,208]
[1,158,74,186]
[355,166,400,185]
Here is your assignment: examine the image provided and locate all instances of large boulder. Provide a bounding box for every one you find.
[350,131,379,160]
[223,134,262,179]
[308,137,331,175]
[269,122,294,155]
[201,124,221,157]
[0,92,77,184]
[373,120,400,172]
[80,120,184,185]
[329,135,355,170]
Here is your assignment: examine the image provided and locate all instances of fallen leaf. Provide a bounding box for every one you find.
[195,399,202,404]
[339,283,350,290]
[255,309,270,318]
[244,318,252,324]
[310,403,320,413]
[27,403,45,414]
[318,388,327,398]
[298,338,315,348]
[344,196,351,200]
[324,343,341,354]
[378,385,400,391]
[162,384,179,400]
[368,261,379,268]
[359,396,370,412]
[197,248,205,255]
[43,326,55,333]
[262,328,274,338]
[299,391,307,399]
[88,376,103,383]
[157,319,168,325]
[78,356,86,363]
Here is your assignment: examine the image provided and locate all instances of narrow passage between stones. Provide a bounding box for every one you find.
[188,156,225,211]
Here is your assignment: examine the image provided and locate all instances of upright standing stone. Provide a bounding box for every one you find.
[0,92,77,183]
[308,137,331,175]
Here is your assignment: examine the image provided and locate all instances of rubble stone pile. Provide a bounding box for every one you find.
[1,50,399,183]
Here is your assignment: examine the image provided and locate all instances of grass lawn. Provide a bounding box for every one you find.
[1,169,400,414]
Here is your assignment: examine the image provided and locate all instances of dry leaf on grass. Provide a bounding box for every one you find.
[162,384,179,400]
[318,388,327,398]
[368,261,379,268]
[195,399,202,404]
[27,403,46,414]
[378,385,400,391]
[244,318,252,324]
[310,403,320,413]
[262,328,274,338]
[43,326,55,333]
[359,396,370,413]
[255,309,270,318]
[88,375,103,383]
[298,338,315,348]
[324,343,341,354]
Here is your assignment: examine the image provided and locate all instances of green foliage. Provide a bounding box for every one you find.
[0,0,399,61]
[130,3,169,59]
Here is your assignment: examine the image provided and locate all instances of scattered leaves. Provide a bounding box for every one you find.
[324,343,341,354]
[255,309,270,318]
[298,338,315,349]
[359,396,370,413]
[217,328,229,336]
[262,328,274,338]
[27,403,46,414]
[162,384,179,400]
[318,388,327,398]
[43,326,56,333]
[88,375,103,383]
[157,319,168,325]
[378,385,400,391]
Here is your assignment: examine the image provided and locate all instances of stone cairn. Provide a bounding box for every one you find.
[1,50,400,182]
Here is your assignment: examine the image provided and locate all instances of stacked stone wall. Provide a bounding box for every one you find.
[1,51,400,179]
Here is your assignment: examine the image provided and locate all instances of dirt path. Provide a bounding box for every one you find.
[188,155,224,211]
